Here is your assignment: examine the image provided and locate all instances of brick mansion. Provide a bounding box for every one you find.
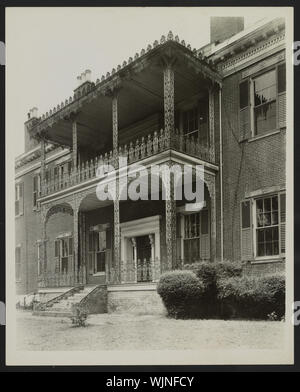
[15,17,287,313]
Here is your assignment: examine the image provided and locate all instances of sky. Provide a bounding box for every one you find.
[6,7,271,157]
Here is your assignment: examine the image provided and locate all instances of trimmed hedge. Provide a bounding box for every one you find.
[184,261,242,289]
[157,261,285,320]
[183,261,243,317]
[217,273,285,320]
[157,270,205,318]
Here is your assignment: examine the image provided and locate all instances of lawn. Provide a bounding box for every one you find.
[16,310,285,351]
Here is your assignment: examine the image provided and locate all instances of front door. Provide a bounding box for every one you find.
[136,235,152,282]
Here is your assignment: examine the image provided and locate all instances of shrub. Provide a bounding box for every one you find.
[70,304,89,327]
[184,260,242,289]
[183,261,243,317]
[217,273,285,319]
[157,270,205,318]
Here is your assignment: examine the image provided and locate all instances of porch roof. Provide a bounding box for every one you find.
[27,31,221,150]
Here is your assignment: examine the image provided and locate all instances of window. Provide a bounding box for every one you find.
[253,69,277,135]
[256,196,279,257]
[241,193,285,260]
[183,213,200,264]
[278,63,286,94]
[15,246,21,282]
[15,183,24,216]
[88,230,107,274]
[239,63,286,139]
[183,107,198,136]
[54,237,73,273]
[33,174,41,208]
[280,193,286,254]
[182,100,209,145]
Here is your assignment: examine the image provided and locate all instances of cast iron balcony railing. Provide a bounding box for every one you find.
[107,257,162,285]
[42,128,215,197]
[38,264,85,288]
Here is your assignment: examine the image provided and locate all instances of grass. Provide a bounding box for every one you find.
[16,309,285,351]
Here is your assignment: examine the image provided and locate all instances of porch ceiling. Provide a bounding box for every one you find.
[79,191,112,212]
[28,37,221,150]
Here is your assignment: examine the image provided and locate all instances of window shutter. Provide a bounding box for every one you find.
[241,200,253,261]
[54,240,60,258]
[239,80,251,141]
[69,237,73,256]
[280,193,286,254]
[277,63,286,128]
[88,253,94,275]
[33,176,38,207]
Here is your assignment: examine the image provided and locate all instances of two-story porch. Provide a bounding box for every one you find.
[27,32,221,290]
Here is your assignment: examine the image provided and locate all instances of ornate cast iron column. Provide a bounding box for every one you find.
[79,211,87,285]
[112,94,119,170]
[163,65,175,149]
[40,139,46,196]
[112,94,121,279]
[209,86,215,162]
[165,167,177,271]
[73,204,79,285]
[41,208,47,274]
[205,172,217,262]
[72,119,78,170]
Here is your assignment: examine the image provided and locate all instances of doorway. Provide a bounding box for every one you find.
[136,235,152,282]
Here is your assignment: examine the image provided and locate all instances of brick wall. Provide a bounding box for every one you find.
[15,170,42,295]
[221,64,286,265]
[242,260,285,277]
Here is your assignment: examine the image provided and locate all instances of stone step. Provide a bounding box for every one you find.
[34,285,105,317]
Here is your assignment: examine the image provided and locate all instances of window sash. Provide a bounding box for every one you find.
[247,63,286,136]
[254,193,285,258]
[88,230,107,274]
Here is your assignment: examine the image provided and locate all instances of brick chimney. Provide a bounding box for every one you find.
[24,107,40,152]
[74,69,93,96]
[210,17,244,44]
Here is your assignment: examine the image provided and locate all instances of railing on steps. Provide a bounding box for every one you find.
[33,285,82,312]
[42,129,214,196]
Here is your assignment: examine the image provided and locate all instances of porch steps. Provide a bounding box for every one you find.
[33,285,98,317]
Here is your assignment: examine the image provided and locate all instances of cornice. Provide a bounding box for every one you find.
[217,32,285,77]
